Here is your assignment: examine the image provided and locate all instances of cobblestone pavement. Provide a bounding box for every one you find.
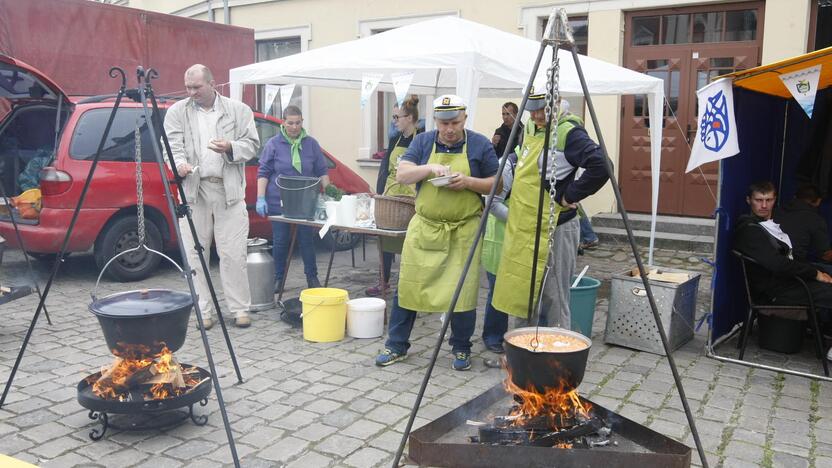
[0,238,830,468]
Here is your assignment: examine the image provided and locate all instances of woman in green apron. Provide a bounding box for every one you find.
[367,96,421,296]
[375,94,499,371]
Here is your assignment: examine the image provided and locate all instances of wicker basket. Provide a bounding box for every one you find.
[374,193,415,230]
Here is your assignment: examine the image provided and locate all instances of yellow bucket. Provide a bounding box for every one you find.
[300,288,348,342]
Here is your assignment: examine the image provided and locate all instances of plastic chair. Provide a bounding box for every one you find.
[732,249,829,376]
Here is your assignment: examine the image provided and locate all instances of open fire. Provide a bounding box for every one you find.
[85,344,208,402]
[469,360,612,449]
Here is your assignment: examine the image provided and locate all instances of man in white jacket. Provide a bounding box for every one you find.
[164,64,259,329]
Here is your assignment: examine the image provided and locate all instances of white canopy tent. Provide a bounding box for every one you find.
[230,16,665,263]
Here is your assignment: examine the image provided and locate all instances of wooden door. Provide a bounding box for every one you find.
[620,3,763,216]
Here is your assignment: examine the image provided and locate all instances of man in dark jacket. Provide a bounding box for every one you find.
[775,184,832,264]
[734,181,832,310]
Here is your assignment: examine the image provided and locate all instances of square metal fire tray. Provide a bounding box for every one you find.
[409,384,691,468]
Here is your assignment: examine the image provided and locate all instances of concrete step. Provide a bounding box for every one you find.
[592,226,714,253]
[591,212,715,237]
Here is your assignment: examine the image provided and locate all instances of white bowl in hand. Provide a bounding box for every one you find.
[428,175,454,187]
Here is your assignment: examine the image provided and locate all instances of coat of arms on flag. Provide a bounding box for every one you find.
[686,78,740,173]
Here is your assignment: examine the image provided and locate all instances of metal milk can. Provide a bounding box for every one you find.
[247,238,275,311]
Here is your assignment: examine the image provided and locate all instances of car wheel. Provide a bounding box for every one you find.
[318,229,361,252]
[94,216,163,282]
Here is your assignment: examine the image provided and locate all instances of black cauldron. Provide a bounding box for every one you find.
[90,289,192,358]
[503,327,592,394]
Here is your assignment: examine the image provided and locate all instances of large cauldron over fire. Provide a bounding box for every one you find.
[89,289,193,358]
[504,327,592,394]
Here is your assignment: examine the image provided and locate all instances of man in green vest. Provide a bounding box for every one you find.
[492,87,608,328]
[375,95,499,371]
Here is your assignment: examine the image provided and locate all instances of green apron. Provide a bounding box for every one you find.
[492,123,563,318]
[481,206,507,275]
[397,136,483,312]
[381,135,417,253]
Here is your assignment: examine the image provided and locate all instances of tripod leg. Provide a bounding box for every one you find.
[138,72,240,468]
[0,179,51,325]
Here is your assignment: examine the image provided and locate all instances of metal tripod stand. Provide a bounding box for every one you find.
[393,9,709,468]
[0,67,245,467]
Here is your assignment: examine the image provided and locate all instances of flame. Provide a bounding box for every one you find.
[90,344,200,401]
[502,363,592,431]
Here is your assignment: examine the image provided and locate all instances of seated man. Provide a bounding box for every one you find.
[734,181,832,345]
[775,183,832,266]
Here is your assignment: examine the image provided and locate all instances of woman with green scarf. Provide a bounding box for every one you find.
[256,105,330,290]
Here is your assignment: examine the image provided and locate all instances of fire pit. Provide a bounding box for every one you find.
[77,345,212,441]
[409,383,691,467]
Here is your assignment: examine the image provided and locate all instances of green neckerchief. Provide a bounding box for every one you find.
[280,125,307,173]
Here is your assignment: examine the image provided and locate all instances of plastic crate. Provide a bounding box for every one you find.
[604,267,701,355]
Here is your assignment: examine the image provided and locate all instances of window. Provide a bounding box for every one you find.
[70,108,163,162]
[255,37,303,117]
[631,9,757,46]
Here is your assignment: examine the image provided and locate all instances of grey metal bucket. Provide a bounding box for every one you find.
[277,175,320,219]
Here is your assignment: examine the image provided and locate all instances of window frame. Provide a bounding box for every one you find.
[254,25,311,132]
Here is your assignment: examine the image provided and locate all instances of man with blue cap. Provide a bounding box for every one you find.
[375,94,499,371]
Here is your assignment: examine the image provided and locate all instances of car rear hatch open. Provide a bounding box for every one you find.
[0,54,71,223]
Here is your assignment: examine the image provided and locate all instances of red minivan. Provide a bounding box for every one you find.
[0,55,371,281]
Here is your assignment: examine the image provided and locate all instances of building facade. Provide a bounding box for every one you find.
[129,0,825,218]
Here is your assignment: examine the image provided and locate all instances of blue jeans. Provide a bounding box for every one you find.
[579,215,598,244]
[385,293,476,354]
[482,272,508,347]
[271,221,318,282]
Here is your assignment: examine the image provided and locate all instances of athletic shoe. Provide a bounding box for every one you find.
[196,316,215,331]
[365,283,390,297]
[235,315,251,328]
[579,239,600,250]
[375,348,406,367]
[307,276,322,288]
[452,352,472,371]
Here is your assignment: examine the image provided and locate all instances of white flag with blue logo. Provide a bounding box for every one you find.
[686,78,740,173]
[779,65,821,118]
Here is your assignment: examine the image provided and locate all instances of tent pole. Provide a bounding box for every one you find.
[777,104,789,198]
[568,45,710,468]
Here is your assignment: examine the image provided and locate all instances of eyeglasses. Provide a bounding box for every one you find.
[392,114,410,121]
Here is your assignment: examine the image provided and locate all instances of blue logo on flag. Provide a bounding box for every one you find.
[700,90,730,152]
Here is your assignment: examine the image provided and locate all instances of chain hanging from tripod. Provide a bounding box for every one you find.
[135,119,146,249]
[531,13,568,348]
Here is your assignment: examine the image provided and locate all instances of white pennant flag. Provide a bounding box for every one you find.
[264,85,280,115]
[779,65,821,118]
[360,73,383,109]
[686,78,740,173]
[391,72,414,107]
[279,84,296,114]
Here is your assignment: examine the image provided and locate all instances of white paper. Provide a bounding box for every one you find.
[264,85,280,115]
[360,73,383,109]
[391,72,414,107]
[686,78,739,173]
[779,64,822,118]
[318,222,331,238]
[279,84,296,114]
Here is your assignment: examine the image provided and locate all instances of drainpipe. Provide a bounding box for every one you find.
[207,0,214,22]
[223,0,230,24]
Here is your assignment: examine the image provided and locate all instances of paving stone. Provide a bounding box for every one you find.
[286,451,334,468]
[343,446,388,467]
[772,451,811,468]
[257,436,311,463]
[342,419,386,440]
[723,440,764,463]
[164,440,219,460]
[19,421,74,444]
[27,436,81,459]
[294,423,339,442]
[39,452,93,468]
[315,433,364,457]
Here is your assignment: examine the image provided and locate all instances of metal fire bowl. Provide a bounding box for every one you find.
[77,364,212,414]
[409,383,692,468]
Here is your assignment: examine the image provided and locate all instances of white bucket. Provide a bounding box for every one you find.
[346,297,385,338]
